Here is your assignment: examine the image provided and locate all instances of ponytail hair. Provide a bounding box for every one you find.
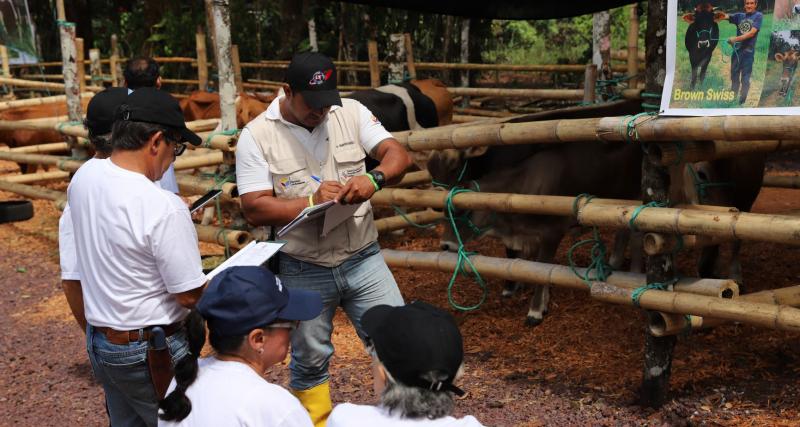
[159,310,206,421]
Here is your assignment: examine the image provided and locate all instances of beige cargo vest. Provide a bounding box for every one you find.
[246,98,377,267]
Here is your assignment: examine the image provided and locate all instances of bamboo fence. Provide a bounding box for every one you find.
[591,282,800,333]
[0,92,94,111]
[374,210,443,233]
[381,249,737,298]
[648,140,800,166]
[390,115,800,151]
[0,76,103,92]
[370,188,800,246]
[2,170,70,184]
[653,285,800,336]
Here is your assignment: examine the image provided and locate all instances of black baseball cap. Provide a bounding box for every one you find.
[362,301,466,396]
[285,52,342,110]
[116,87,202,146]
[197,266,322,337]
[85,87,129,136]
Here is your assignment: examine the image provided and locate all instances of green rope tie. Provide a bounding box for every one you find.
[572,193,596,217]
[204,128,239,148]
[685,164,735,205]
[568,194,612,287]
[640,92,662,111]
[56,120,84,134]
[631,277,679,307]
[443,185,488,312]
[619,112,657,142]
[391,205,438,229]
[56,20,76,28]
[200,172,234,258]
[628,201,668,232]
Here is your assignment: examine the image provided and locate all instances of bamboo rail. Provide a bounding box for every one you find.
[0,180,67,209]
[763,174,800,189]
[381,249,737,298]
[0,151,83,171]
[389,170,432,188]
[448,87,584,100]
[175,174,238,200]
[174,152,224,170]
[1,170,70,184]
[371,188,800,245]
[195,224,252,249]
[246,59,638,73]
[0,115,68,131]
[453,107,514,118]
[648,140,800,166]
[391,115,800,151]
[452,114,486,123]
[654,285,800,336]
[0,92,94,111]
[375,210,443,233]
[591,282,800,333]
[0,77,103,92]
[642,233,730,256]
[3,142,70,154]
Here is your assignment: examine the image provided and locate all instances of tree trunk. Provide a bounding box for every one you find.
[640,0,674,409]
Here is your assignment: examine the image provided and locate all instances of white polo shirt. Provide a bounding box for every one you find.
[328,403,484,427]
[59,160,181,281]
[235,95,392,195]
[67,158,205,329]
[158,357,312,427]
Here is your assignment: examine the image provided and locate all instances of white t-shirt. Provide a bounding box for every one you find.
[158,357,312,427]
[235,96,393,195]
[67,158,205,329]
[328,403,484,427]
[59,160,181,281]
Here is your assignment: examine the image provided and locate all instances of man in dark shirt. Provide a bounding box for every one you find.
[725,0,763,104]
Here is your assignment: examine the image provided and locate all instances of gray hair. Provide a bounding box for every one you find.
[377,361,464,420]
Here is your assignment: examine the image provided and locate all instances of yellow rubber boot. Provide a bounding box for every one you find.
[291,381,332,427]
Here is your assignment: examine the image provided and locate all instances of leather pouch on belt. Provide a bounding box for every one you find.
[146,326,175,400]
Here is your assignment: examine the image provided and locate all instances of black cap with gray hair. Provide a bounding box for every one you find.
[362,301,466,396]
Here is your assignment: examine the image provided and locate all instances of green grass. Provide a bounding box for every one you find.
[672,13,773,108]
[758,49,800,107]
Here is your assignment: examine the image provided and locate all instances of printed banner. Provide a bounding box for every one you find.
[0,0,39,64]
[662,0,800,115]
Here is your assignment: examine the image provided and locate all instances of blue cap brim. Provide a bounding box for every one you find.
[277,288,323,321]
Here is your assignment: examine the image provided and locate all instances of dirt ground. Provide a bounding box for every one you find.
[1,159,800,426]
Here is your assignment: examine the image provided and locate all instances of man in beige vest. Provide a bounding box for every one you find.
[235,52,412,426]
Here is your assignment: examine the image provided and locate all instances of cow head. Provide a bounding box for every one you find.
[427,146,490,251]
[775,49,800,96]
[684,3,726,50]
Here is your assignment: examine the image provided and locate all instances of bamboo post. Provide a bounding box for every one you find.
[628,4,640,86]
[308,17,319,52]
[590,282,800,333]
[0,45,12,97]
[592,11,612,99]
[387,33,405,84]
[210,0,236,132]
[204,0,219,68]
[75,38,86,94]
[56,2,86,160]
[404,33,417,80]
[196,27,209,92]
[368,40,380,88]
[654,285,800,336]
[763,174,800,189]
[375,210,443,233]
[110,34,121,87]
[459,18,470,107]
[231,44,243,94]
[381,249,737,299]
[89,48,102,87]
[583,64,597,104]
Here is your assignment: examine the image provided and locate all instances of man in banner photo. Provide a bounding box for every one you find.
[726,0,764,104]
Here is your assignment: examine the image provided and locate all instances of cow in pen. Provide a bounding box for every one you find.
[426,100,644,326]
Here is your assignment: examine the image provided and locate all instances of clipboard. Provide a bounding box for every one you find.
[276,200,335,238]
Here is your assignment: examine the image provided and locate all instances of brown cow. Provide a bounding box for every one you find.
[0,97,91,148]
[774,48,799,97]
[179,91,270,128]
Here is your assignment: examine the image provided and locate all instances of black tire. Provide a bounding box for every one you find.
[0,200,34,224]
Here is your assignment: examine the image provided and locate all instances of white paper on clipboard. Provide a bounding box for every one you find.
[321,202,363,237]
[204,240,285,282]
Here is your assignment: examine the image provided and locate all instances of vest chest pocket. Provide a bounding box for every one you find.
[333,146,367,183]
[270,158,311,198]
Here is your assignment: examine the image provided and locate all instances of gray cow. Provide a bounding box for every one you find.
[426,102,644,326]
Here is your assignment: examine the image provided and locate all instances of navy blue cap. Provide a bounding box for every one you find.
[85,87,129,136]
[197,266,322,336]
[116,87,202,146]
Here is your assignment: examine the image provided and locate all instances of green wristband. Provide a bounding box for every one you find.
[365,173,380,191]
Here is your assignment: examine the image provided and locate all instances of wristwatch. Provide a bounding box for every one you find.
[368,170,386,190]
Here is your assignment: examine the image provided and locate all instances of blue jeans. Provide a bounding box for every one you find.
[278,242,404,390]
[86,325,189,427]
[731,50,755,102]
